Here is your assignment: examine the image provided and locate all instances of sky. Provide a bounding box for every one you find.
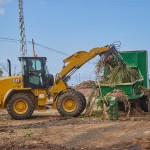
[0,0,150,85]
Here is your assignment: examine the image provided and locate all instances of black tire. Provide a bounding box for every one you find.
[75,91,86,113]
[7,93,34,120]
[57,90,83,117]
[140,96,149,112]
[118,101,125,111]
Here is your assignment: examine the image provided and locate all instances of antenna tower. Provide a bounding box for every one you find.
[18,0,27,56]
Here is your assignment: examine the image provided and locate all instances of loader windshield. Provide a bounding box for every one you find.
[19,57,47,89]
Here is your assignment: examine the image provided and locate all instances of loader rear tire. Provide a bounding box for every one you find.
[57,90,83,117]
[7,94,34,120]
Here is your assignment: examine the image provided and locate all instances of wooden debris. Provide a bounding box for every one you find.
[95,54,140,84]
[74,80,94,90]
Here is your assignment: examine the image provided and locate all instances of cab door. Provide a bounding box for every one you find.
[20,57,46,89]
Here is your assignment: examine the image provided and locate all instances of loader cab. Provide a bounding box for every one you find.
[19,57,48,89]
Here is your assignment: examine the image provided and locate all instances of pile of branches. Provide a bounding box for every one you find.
[95,54,140,84]
[74,80,94,90]
[141,87,150,98]
[105,90,129,109]
[104,89,130,120]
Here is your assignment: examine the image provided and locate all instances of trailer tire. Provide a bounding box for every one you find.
[7,93,34,120]
[57,90,83,117]
[140,96,149,112]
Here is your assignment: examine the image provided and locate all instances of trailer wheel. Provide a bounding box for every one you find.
[57,90,83,117]
[7,94,34,120]
[140,96,149,112]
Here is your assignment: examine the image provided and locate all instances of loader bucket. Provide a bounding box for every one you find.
[103,45,126,66]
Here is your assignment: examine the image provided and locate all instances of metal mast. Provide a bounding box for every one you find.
[18,0,27,56]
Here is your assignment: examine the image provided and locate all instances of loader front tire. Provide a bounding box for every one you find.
[7,94,34,120]
[57,90,83,117]
[76,91,86,113]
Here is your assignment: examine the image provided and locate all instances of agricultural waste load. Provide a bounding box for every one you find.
[95,54,140,84]
[74,80,95,90]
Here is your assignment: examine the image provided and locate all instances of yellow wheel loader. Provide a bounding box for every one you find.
[0,45,117,119]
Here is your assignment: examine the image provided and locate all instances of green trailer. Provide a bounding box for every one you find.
[97,50,149,119]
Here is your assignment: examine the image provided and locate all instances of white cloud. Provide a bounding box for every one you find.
[0,7,4,14]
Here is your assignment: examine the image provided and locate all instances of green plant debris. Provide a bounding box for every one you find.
[96,54,140,84]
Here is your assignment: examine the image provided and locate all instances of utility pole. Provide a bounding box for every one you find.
[18,0,27,56]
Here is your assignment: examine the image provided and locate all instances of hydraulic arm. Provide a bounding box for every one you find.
[50,45,119,101]
[56,45,110,83]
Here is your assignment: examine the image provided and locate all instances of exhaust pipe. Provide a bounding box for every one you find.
[7,59,11,76]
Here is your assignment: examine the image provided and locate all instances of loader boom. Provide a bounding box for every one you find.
[56,45,110,83]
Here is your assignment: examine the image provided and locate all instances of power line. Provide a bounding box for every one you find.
[0,36,69,56]
[0,36,96,64]
[33,42,69,56]
[0,36,20,42]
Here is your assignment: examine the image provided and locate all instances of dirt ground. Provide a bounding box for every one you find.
[0,109,150,150]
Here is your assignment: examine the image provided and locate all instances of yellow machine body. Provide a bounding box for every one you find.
[0,76,23,108]
[0,75,47,111]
